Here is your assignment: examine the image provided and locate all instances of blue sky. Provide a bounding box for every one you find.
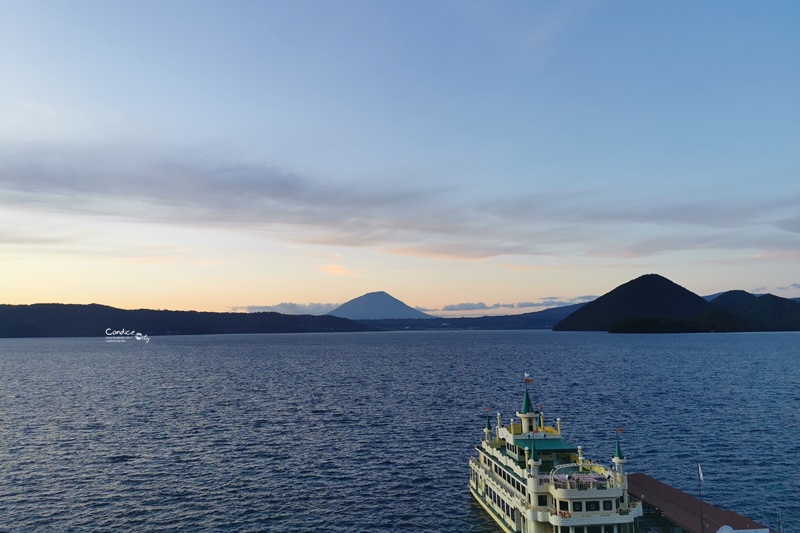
[1,1,798,316]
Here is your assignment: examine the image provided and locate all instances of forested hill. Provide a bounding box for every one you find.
[0,303,373,338]
[553,274,800,333]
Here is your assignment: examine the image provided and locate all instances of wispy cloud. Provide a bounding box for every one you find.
[441,302,514,312]
[775,215,800,234]
[319,264,355,276]
[519,295,597,308]
[231,303,339,315]
[0,226,72,246]
[1,142,797,262]
[437,295,595,313]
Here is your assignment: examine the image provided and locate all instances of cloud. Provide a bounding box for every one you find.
[319,264,355,276]
[517,295,597,308]
[0,227,71,246]
[440,302,517,311]
[1,141,798,262]
[438,295,596,313]
[775,215,800,233]
[231,302,339,315]
[442,302,497,311]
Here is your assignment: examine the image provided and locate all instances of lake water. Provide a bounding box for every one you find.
[0,331,796,531]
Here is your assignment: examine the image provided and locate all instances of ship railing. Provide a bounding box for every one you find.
[538,476,621,490]
[483,465,526,507]
[549,509,635,520]
[468,457,482,470]
[551,480,610,490]
[619,500,642,516]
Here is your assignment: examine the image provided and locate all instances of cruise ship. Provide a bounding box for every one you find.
[468,379,643,533]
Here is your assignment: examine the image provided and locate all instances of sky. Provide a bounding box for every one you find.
[1,1,798,317]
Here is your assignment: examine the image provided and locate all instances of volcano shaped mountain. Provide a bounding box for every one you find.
[327,291,433,320]
[553,274,800,332]
[552,274,714,332]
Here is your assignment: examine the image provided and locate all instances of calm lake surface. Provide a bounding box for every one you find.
[0,331,797,531]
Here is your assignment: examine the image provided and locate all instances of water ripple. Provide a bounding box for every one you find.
[0,331,797,531]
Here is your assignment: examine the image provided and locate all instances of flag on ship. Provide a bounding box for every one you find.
[698,463,704,482]
[524,372,532,384]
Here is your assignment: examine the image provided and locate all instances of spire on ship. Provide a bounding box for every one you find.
[612,427,626,477]
[520,388,533,414]
[517,372,537,434]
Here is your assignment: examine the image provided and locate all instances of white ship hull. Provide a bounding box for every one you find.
[469,384,642,533]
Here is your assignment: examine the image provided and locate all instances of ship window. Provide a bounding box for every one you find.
[559,500,569,511]
[588,527,602,533]
[573,501,583,511]
[538,495,548,507]
[603,500,613,510]
[586,500,600,511]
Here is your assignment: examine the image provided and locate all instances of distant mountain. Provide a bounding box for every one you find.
[360,302,586,330]
[554,275,800,333]
[0,303,372,338]
[709,290,756,309]
[704,291,764,301]
[327,291,433,320]
[710,291,800,330]
[553,274,712,332]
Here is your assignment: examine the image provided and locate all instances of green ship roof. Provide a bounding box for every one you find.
[513,436,577,454]
[615,435,625,459]
[520,389,533,414]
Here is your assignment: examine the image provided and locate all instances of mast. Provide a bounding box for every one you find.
[697,462,704,533]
